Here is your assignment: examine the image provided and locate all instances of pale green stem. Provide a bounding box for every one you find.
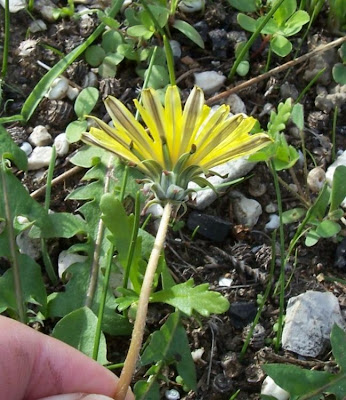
[114,202,172,400]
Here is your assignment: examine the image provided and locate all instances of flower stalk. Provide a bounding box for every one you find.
[114,201,172,400]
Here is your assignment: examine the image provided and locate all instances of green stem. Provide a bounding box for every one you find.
[295,67,326,104]
[138,0,167,38]
[122,191,141,289]
[265,45,272,73]
[1,0,10,78]
[228,0,286,80]
[114,202,172,400]
[331,105,338,162]
[164,35,176,85]
[1,161,26,323]
[269,161,285,352]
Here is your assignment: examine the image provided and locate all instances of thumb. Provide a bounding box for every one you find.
[38,394,114,400]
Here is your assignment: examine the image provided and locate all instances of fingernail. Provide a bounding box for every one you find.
[38,393,114,400]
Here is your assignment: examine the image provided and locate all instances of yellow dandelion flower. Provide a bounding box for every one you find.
[82,85,271,202]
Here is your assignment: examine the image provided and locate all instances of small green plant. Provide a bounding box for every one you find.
[332,42,346,85]
[262,324,346,399]
[237,0,310,57]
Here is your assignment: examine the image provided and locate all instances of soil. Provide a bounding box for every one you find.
[1,1,346,399]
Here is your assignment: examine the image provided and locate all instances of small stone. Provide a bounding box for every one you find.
[83,71,98,88]
[29,125,52,147]
[315,84,346,113]
[27,146,53,170]
[0,0,26,12]
[67,86,80,101]
[261,376,289,400]
[225,94,246,114]
[265,214,280,230]
[208,29,228,58]
[54,133,69,157]
[58,250,88,279]
[193,21,208,42]
[230,191,262,228]
[187,211,231,242]
[219,276,233,287]
[145,203,163,218]
[248,176,267,197]
[47,77,70,100]
[16,230,41,260]
[282,290,346,357]
[212,374,233,393]
[191,348,205,362]
[189,157,257,210]
[194,71,226,95]
[334,237,346,270]
[265,202,277,213]
[178,0,204,13]
[229,302,257,329]
[280,82,298,100]
[20,142,33,156]
[227,31,247,44]
[34,0,58,22]
[307,167,326,193]
[170,40,181,61]
[165,389,180,400]
[29,19,47,33]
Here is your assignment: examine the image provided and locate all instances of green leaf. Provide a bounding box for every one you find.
[284,10,310,36]
[227,0,258,12]
[74,87,99,119]
[134,380,160,400]
[66,120,88,143]
[316,219,341,238]
[237,13,257,32]
[99,53,124,78]
[305,228,320,247]
[151,279,230,317]
[0,254,47,316]
[236,60,250,76]
[330,324,346,370]
[332,63,346,85]
[127,25,154,39]
[0,125,27,170]
[140,312,197,391]
[173,20,204,48]
[309,184,330,220]
[282,207,306,224]
[144,65,170,90]
[330,166,346,211]
[52,306,108,364]
[85,45,106,67]
[101,30,123,53]
[271,34,292,57]
[291,103,304,131]
[273,0,296,26]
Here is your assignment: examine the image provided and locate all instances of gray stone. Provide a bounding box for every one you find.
[194,71,226,95]
[188,157,257,210]
[28,146,53,170]
[47,77,70,100]
[16,230,41,260]
[225,94,246,114]
[230,191,262,228]
[29,125,52,147]
[20,142,33,156]
[178,0,204,13]
[282,290,346,357]
[54,133,69,157]
[0,0,26,12]
[29,19,47,32]
[187,211,231,242]
[280,82,298,100]
[265,214,280,230]
[315,84,346,113]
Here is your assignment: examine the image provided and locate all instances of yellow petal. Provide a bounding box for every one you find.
[105,96,154,157]
[179,86,205,155]
[164,85,183,164]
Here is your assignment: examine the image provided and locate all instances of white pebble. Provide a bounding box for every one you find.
[178,0,204,13]
[47,77,69,100]
[165,389,180,400]
[58,250,88,279]
[191,348,205,362]
[194,71,226,95]
[29,125,52,147]
[29,19,47,33]
[145,203,163,218]
[265,202,277,213]
[20,142,33,156]
[230,191,262,228]
[307,167,325,193]
[261,376,289,400]
[0,0,26,12]
[83,71,98,88]
[28,146,53,170]
[67,86,80,101]
[170,40,182,60]
[54,133,69,157]
[225,94,246,114]
[16,230,41,260]
[265,214,280,230]
[218,276,233,287]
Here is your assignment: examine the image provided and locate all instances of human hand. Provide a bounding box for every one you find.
[0,316,134,400]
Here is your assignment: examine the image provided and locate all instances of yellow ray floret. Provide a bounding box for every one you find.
[82,85,272,199]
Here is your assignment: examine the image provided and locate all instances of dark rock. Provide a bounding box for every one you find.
[213,374,233,393]
[334,237,346,270]
[229,302,257,329]
[208,29,229,58]
[193,21,209,43]
[187,211,231,242]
